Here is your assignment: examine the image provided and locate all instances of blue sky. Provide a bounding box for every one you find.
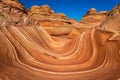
[18,0,120,21]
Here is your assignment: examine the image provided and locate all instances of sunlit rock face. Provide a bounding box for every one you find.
[0,0,27,26]
[29,5,77,36]
[101,4,120,36]
[0,0,120,80]
[1,0,26,11]
[100,3,120,40]
[79,8,108,28]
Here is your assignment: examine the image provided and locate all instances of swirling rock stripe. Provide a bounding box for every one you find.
[0,26,120,80]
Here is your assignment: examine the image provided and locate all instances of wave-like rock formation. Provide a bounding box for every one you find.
[0,25,120,80]
[0,0,120,80]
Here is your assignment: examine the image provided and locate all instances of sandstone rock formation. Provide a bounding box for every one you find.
[0,0,120,80]
[29,5,78,35]
[1,0,25,11]
[101,3,120,40]
[79,8,108,28]
[101,3,120,32]
[0,0,28,26]
[29,5,54,19]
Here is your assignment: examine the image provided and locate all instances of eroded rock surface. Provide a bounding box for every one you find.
[101,3,120,33]
[0,0,120,80]
[0,0,27,26]
[29,5,77,35]
[79,8,108,28]
[101,3,120,40]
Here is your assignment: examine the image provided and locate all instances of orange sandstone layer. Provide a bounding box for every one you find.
[0,25,120,80]
[0,0,120,80]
